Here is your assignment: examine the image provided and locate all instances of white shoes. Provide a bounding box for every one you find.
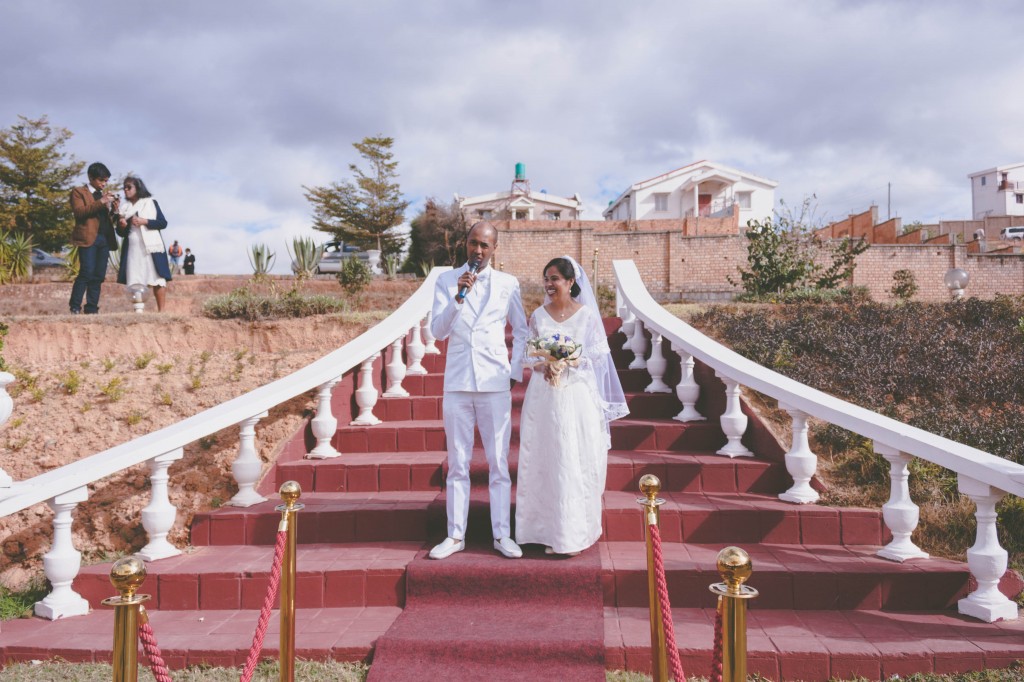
[494,537,523,559]
[429,537,465,560]
[545,546,580,557]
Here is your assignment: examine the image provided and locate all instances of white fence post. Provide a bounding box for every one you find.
[957,474,1017,622]
[0,372,13,487]
[383,337,410,397]
[778,406,819,504]
[671,347,703,422]
[715,374,752,457]
[644,332,671,393]
[308,377,342,459]
[351,353,383,425]
[406,322,427,376]
[228,411,270,507]
[422,314,440,355]
[628,319,648,370]
[875,443,928,562]
[34,486,90,619]
[137,448,185,561]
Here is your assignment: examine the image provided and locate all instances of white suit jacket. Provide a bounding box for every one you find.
[431,264,528,392]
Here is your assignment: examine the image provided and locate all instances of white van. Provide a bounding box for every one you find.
[1000,226,1024,241]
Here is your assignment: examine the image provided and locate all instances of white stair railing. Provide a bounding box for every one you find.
[0,267,450,619]
[613,258,1023,622]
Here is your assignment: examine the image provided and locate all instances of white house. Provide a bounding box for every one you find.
[602,160,777,225]
[456,163,583,223]
[968,163,1024,219]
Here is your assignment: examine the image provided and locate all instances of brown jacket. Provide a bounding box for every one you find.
[70,185,118,249]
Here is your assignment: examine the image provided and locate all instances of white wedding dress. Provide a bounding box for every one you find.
[515,304,611,554]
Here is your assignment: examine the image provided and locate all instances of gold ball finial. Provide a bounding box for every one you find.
[279,480,302,508]
[639,474,661,500]
[109,556,147,601]
[716,546,753,593]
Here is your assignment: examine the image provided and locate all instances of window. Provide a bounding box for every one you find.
[736,191,752,209]
[1017,194,1023,204]
[654,193,669,212]
[545,211,561,220]
[514,210,528,220]
[981,176,987,186]
[476,209,492,219]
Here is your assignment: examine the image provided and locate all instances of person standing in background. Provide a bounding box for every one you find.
[68,162,119,314]
[183,248,195,275]
[168,240,183,274]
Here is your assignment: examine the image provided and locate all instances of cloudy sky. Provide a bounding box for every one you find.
[3,0,1023,273]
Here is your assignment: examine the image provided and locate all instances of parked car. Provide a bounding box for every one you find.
[999,226,1024,241]
[316,241,368,273]
[31,248,66,268]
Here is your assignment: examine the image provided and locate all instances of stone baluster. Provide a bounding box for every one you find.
[422,313,440,355]
[778,407,819,504]
[34,486,90,619]
[618,289,635,337]
[957,475,1018,622]
[644,332,671,393]
[406,322,427,376]
[875,443,928,561]
[0,371,13,487]
[137,448,185,561]
[228,411,269,507]
[628,319,648,370]
[383,337,409,398]
[351,353,383,425]
[715,373,752,457]
[671,346,704,422]
[308,377,342,459]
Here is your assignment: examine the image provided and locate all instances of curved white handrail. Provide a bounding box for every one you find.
[0,267,451,517]
[613,259,1024,498]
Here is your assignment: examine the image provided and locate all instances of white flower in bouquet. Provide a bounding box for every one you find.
[527,333,582,387]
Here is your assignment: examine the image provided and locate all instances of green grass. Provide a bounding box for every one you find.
[0,659,369,681]
[0,580,47,620]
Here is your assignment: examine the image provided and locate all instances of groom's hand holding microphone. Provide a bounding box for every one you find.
[455,259,480,304]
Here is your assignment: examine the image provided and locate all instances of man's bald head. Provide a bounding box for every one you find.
[466,221,498,269]
[469,221,498,244]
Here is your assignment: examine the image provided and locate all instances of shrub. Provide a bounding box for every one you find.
[287,236,321,281]
[58,369,81,394]
[134,352,156,370]
[202,287,347,321]
[100,377,125,402]
[0,321,7,371]
[338,256,372,296]
[891,269,918,301]
[248,243,276,280]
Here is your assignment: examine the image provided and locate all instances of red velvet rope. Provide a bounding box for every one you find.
[240,529,288,682]
[710,597,724,682]
[138,612,173,682]
[649,523,686,682]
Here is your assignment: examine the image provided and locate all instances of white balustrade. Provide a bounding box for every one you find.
[715,373,752,457]
[957,475,1018,622]
[875,443,928,561]
[422,313,440,354]
[383,337,410,397]
[137,448,185,561]
[628,319,648,370]
[0,372,12,487]
[351,353,383,425]
[228,411,269,507]
[34,486,90,619]
[644,332,671,393]
[619,295,635,336]
[308,377,342,459]
[671,346,704,422]
[406,321,427,376]
[778,406,819,504]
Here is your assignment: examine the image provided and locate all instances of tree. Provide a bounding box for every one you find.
[402,197,469,272]
[304,135,409,256]
[0,115,84,252]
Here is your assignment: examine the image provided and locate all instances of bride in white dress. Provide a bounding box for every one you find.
[515,256,629,555]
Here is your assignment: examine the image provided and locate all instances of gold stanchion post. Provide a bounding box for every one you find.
[277,481,303,682]
[103,556,151,682]
[709,546,759,682]
[637,474,668,682]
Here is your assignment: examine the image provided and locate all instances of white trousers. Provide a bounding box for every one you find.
[442,390,513,540]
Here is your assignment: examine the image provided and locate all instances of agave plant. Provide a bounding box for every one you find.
[417,259,434,277]
[62,246,79,281]
[248,243,276,281]
[287,236,322,281]
[381,253,401,280]
[2,233,34,282]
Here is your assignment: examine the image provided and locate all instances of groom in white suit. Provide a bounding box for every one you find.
[428,222,528,560]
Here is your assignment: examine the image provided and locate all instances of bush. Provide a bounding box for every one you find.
[0,321,7,371]
[202,287,348,321]
[734,286,871,304]
[338,256,372,296]
[891,269,918,301]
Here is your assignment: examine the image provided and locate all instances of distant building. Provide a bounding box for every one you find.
[456,163,583,223]
[968,163,1024,219]
[603,160,777,225]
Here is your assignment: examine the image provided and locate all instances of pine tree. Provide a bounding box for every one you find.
[0,115,84,252]
[304,135,410,256]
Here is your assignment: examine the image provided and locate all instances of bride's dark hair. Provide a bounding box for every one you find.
[543,257,581,298]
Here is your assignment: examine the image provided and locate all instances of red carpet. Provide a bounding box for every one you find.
[367,545,606,681]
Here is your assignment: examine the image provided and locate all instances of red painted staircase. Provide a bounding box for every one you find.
[3,319,1023,680]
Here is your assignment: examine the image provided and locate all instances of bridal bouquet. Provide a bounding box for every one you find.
[527,333,583,387]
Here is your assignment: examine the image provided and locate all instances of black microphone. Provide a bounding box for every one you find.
[456,259,480,302]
